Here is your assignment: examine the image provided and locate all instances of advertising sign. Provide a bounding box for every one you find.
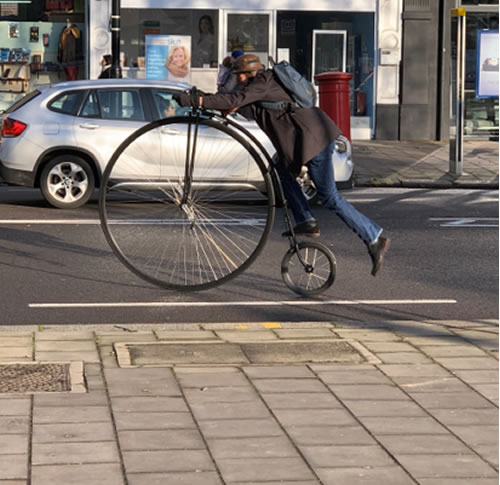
[476,29,499,98]
[145,35,191,83]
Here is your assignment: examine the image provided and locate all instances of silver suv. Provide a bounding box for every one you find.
[0,79,353,209]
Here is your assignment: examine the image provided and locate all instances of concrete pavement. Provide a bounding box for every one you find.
[0,319,497,484]
[352,139,499,189]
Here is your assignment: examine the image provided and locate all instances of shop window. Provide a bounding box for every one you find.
[97,89,145,121]
[47,90,83,115]
[227,14,269,60]
[121,9,218,70]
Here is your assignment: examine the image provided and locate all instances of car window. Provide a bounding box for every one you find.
[47,91,83,115]
[80,91,100,118]
[97,89,145,121]
[151,89,188,120]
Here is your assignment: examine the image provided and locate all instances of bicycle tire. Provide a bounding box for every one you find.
[281,241,336,296]
[99,115,275,291]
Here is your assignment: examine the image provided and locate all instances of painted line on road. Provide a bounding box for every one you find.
[0,219,100,224]
[29,299,457,309]
[430,217,498,228]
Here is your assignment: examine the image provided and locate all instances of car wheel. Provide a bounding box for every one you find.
[40,155,95,209]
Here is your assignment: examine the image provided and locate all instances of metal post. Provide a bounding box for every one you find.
[449,8,466,175]
[110,0,122,78]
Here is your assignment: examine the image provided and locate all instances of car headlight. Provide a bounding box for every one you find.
[334,138,348,154]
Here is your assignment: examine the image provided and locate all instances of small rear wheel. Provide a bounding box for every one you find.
[281,241,336,296]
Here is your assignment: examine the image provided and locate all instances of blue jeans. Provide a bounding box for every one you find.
[275,141,382,247]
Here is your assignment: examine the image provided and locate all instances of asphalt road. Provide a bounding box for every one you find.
[0,186,497,326]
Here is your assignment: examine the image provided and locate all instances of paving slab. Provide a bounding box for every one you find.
[395,454,497,479]
[207,436,299,459]
[184,386,259,404]
[32,406,111,424]
[30,463,124,485]
[300,444,396,468]
[433,356,499,370]
[342,399,427,417]
[285,425,377,446]
[327,383,410,400]
[174,368,250,388]
[216,457,316,482]
[32,422,116,443]
[109,395,188,412]
[430,408,499,426]
[31,441,120,465]
[197,418,284,439]
[118,429,205,451]
[271,408,358,427]
[259,391,343,409]
[0,417,30,434]
[113,412,196,431]
[0,434,28,454]
[0,454,27,480]
[242,365,315,378]
[252,378,328,394]
[375,434,473,455]
[0,399,31,416]
[104,367,182,396]
[122,449,214,473]
[408,390,494,409]
[357,416,450,435]
[127,471,223,485]
[314,466,415,485]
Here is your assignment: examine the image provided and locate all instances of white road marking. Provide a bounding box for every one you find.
[430,217,498,227]
[29,299,457,309]
[0,219,100,224]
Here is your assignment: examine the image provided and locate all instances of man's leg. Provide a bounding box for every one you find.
[274,158,315,225]
[307,141,382,246]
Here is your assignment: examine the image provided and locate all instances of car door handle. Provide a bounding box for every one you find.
[160,127,181,135]
[79,122,100,129]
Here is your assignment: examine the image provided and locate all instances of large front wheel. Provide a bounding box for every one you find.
[99,116,275,291]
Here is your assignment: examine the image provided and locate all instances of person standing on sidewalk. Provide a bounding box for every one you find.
[174,54,390,276]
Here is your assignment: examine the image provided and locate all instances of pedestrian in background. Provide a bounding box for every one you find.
[217,49,244,93]
[98,54,112,79]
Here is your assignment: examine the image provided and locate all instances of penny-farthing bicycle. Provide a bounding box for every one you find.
[99,109,336,296]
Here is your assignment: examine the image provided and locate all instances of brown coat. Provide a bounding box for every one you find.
[201,70,341,175]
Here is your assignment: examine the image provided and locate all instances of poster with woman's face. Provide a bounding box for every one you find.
[145,35,191,83]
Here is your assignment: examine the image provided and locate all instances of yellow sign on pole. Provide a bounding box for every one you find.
[451,8,466,17]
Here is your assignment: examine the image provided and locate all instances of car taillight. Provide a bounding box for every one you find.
[1,117,27,137]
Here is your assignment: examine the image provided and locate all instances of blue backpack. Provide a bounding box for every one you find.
[260,57,317,110]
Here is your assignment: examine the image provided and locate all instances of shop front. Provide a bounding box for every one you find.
[89,0,389,139]
[0,0,86,110]
[459,0,498,137]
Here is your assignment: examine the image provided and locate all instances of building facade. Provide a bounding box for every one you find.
[0,0,497,140]
[89,0,403,140]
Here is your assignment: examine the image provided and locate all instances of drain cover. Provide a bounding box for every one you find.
[116,340,366,367]
[0,363,84,393]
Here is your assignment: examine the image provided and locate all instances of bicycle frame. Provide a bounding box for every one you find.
[195,110,314,273]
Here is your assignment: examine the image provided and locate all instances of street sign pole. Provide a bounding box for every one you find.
[449,8,466,175]
[110,0,122,78]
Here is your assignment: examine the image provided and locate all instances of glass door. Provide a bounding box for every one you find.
[222,11,275,67]
[312,30,347,79]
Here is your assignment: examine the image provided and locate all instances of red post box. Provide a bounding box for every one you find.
[314,72,353,142]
